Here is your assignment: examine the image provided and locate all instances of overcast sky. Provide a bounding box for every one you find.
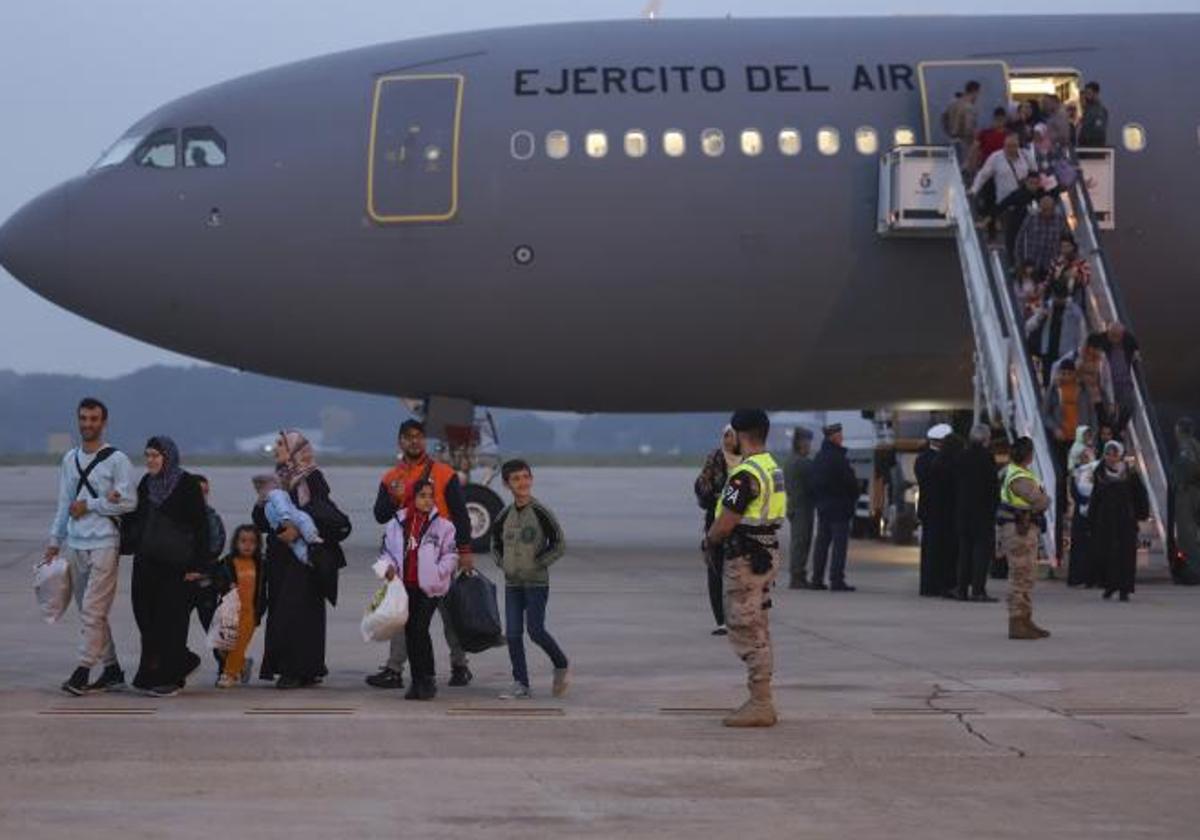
[0,0,1186,377]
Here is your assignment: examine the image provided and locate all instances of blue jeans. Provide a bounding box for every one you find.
[505,585,568,688]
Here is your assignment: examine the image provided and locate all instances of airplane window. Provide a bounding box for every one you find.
[510,130,535,160]
[701,128,725,157]
[855,127,879,156]
[182,127,227,168]
[663,130,686,157]
[1122,123,1146,152]
[624,130,648,158]
[546,130,570,159]
[586,131,609,158]
[134,129,178,169]
[817,127,840,156]
[893,127,916,147]
[92,132,145,170]
[740,129,763,157]
[778,128,801,156]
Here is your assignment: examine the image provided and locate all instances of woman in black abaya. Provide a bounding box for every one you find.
[1088,441,1150,602]
[130,436,208,696]
[255,429,346,689]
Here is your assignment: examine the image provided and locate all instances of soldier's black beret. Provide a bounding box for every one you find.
[730,409,771,433]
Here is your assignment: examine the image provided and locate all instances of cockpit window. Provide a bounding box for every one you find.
[92,133,145,170]
[183,126,228,168]
[134,129,179,168]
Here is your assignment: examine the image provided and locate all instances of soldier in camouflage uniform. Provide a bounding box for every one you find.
[997,437,1052,639]
[706,409,786,728]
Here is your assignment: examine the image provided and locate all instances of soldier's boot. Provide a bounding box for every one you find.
[1008,615,1041,640]
[723,681,778,728]
[1028,613,1051,638]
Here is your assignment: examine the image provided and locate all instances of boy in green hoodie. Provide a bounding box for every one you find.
[492,459,569,700]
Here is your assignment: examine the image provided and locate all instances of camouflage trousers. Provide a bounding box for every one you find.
[1000,522,1037,619]
[723,548,781,686]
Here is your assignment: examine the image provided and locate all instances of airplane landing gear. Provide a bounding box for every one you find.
[434,405,506,554]
[464,483,505,554]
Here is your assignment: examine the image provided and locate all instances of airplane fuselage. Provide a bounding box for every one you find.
[1,16,1197,415]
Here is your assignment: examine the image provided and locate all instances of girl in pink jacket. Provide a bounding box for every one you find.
[379,480,458,699]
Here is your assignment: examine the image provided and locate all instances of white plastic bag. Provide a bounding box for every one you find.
[207,589,242,652]
[34,557,72,623]
[361,579,408,642]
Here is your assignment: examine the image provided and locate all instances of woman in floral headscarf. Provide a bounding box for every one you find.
[129,436,209,696]
[254,430,347,689]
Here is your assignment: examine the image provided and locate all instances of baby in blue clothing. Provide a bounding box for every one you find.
[252,475,321,565]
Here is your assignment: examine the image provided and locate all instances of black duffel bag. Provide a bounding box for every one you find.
[444,569,505,653]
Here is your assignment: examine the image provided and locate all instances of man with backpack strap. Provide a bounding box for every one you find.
[44,398,137,695]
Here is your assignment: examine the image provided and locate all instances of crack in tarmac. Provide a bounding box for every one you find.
[775,615,1189,759]
[924,684,1027,758]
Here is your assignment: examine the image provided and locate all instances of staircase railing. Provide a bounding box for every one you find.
[1064,179,1170,566]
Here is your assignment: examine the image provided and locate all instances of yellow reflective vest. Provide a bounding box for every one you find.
[1000,463,1040,509]
[715,452,787,528]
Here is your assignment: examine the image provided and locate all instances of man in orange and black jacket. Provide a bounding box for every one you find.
[365,419,475,690]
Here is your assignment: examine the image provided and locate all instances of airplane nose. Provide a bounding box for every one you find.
[0,182,71,295]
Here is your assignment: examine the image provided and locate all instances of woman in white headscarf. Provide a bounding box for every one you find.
[693,425,740,635]
[1088,441,1150,601]
[254,430,348,688]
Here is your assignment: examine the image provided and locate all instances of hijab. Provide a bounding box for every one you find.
[720,425,740,471]
[276,429,318,506]
[1101,440,1128,481]
[145,435,184,507]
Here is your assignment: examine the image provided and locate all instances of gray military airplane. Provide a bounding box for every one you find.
[0,15,1196,419]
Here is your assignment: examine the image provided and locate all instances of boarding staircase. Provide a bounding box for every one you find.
[1061,179,1170,568]
[877,146,1169,571]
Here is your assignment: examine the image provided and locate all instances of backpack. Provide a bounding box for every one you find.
[73,447,136,555]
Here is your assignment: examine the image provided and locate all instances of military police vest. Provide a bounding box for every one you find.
[1001,463,1040,509]
[715,452,787,528]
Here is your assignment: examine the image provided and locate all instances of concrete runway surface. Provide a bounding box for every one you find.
[1,465,1198,839]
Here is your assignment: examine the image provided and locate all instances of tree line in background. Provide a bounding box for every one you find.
[0,366,729,457]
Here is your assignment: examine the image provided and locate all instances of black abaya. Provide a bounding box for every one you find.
[128,472,209,690]
[1087,466,1149,595]
[254,470,339,683]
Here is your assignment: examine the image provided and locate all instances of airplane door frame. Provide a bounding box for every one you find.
[917,60,1011,146]
[366,73,465,224]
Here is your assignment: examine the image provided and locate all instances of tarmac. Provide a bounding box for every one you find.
[1,464,1198,839]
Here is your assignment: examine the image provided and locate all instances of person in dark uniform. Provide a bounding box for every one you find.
[916,424,951,596]
[809,423,859,592]
[783,426,816,589]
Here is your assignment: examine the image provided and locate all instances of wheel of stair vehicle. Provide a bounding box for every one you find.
[464,483,505,555]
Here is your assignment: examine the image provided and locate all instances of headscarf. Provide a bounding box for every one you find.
[1068,425,1093,470]
[145,435,183,507]
[276,429,318,506]
[720,424,740,470]
[1101,440,1128,480]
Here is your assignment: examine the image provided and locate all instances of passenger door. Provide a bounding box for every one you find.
[917,61,1010,146]
[367,73,464,223]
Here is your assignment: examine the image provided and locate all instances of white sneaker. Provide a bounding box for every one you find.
[499,682,531,700]
[552,667,570,698]
[216,674,237,689]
